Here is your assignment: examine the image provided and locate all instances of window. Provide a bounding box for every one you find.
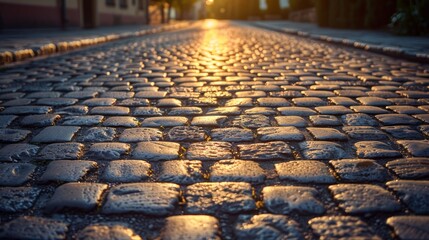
[105,0,115,7]
[119,0,128,9]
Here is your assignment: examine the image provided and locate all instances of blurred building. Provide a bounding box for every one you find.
[0,0,149,29]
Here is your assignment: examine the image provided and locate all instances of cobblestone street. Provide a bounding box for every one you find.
[1,20,429,239]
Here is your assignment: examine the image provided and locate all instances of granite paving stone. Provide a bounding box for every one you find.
[275,116,308,127]
[132,141,180,161]
[141,116,188,127]
[329,184,401,214]
[341,113,378,126]
[81,98,116,106]
[0,187,41,213]
[37,142,84,160]
[0,115,17,128]
[210,127,254,142]
[307,127,347,141]
[133,106,164,116]
[387,180,429,214]
[386,158,429,179]
[158,160,203,184]
[257,97,290,107]
[86,142,130,160]
[166,126,206,142]
[119,127,162,142]
[206,107,241,115]
[354,141,401,158]
[45,182,108,212]
[31,126,80,143]
[235,214,303,240]
[56,105,89,115]
[168,106,203,116]
[191,115,228,127]
[1,106,52,115]
[381,126,425,139]
[375,114,420,125]
[0,128,31,142]
[78,127,116,142]
[209,159,265,184]
[330,159,389,182]
[39,160,97,182]
[0,216,69,240]
[102,160,151,183]
[343,126,388,140]
[20,114,60,127]
[387,216,429,240]
[185,182,256,214]
[161,215,220,240]
[277,107,317,116]
[238,141,291,160]
[309,216,380,239]
[0,144,39,162]
[257,127,304,141]
[230,114,271,128]
[60,115,104,126]
[397,140,429,157]
[102,116,139,127]
[186,141,232,160]
[76,224,142,240]
[263,186,325,215]
[299,141,347,160]
[90,106,130,115]
[309,115,341,126]
[102,183,180,215]
[275,160,336,183]
[0,163,36,186]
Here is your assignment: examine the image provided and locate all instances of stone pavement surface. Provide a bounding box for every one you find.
[0,19,429,239]
[254,21,429,62]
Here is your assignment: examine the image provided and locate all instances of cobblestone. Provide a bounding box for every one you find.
[387,216,429,240]
[0,143,39,162]
[330,159,389,182]
[45,182,107,212]
[39,160,97,182]
[0,216,69,240]
[0,163,36,186]
[185,182,256,214]
[309,216,380,239]
[329,184,401,214]
[32,126,80,143]
[0,187,41,212]
[132,141,179,161]
[263,186,325,214]
[76,224,142,240]
[102,160,151,183]
[210,159,265,184]
[102,183,180,215]
[1,20,429,239]
[161,215,220,240]
[235,214,303,240]
[386,158,429,179]
[387,180,429,214]
[276,160,336,183]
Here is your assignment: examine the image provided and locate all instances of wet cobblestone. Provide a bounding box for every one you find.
[0,20,428,239]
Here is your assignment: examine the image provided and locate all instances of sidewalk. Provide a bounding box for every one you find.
[253,21,429,62]
[0,22,191,65]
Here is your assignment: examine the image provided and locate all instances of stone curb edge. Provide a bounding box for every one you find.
[0,22,191,66]
[250,22,429,64]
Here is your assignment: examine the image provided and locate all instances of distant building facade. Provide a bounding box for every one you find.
[0,0,149,29]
